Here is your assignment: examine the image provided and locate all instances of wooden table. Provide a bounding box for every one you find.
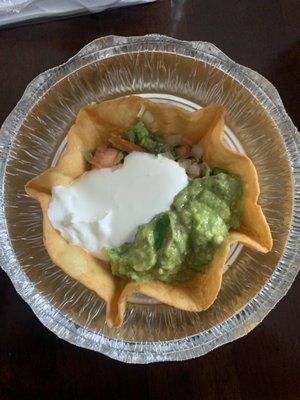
[0,1,299,399]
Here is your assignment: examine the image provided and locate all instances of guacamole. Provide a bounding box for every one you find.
[107,171,242,283]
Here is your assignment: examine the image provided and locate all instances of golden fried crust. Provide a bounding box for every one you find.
[25,96,272,327]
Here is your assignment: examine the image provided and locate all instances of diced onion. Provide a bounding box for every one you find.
[178,159,192,170]
[141,110,154,124]
[191,144,203,160]
[165,134,182,146]
[187,163,201,178]
[137,105,146,119]
[162,151,175,160]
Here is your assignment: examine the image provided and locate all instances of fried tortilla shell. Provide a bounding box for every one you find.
[25,95,272,327]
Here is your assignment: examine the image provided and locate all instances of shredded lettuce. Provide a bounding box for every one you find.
[127,121,148,143]
[126,121,165,155]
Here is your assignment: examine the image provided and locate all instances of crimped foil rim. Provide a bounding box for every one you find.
[0,35,299,363]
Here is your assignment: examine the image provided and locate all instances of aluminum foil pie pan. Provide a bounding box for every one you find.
[0,35,299,363]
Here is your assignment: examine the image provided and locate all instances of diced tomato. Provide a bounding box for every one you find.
[89,148,122,169]
[174,145,191,159]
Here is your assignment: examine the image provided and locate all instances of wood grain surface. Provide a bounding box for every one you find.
[0,1,299,399]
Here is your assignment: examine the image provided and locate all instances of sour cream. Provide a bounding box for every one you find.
[48,152,188,260]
